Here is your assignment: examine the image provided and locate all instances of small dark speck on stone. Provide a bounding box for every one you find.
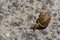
[20,5,23,7]
[37,0,41,2]
[58,17,60,21]
[0,7,2,10]
[35,10,40,13]
[53,22,58,24]
[25,6,29,8]
[8,5,12,9]
[24,28,27,30]
[46,36,52,40]
[53,13,57,17]
[0,7,3,13]
[42,5,46,10]
[33,16,36,20]
[31,7,34,10]
[10,22,20,26]
[27,15,33,20]
[9,0,13,2]
[0,15,3,21]
[18,28,23,30]
[57,28,60,34]
[20,18,23,23]
[41,30,48,35]
[0,10,3,13]
[5,25,8,27]
[15,37,17,40]
[51,32,57,39]
[28,0,34,3]
[12,2,18,7]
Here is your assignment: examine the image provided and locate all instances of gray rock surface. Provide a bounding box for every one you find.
[0,0,60,40]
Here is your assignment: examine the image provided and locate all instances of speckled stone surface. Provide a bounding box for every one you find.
[0,0,60,40]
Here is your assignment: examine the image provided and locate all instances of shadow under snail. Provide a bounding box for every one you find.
[31,12,51,31]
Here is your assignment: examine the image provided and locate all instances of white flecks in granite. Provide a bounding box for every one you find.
[0,0,60,40]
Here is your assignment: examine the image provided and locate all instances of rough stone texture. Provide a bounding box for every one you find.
[0,0,60,40]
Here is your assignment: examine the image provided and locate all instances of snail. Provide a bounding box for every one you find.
[31,12,51,31]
